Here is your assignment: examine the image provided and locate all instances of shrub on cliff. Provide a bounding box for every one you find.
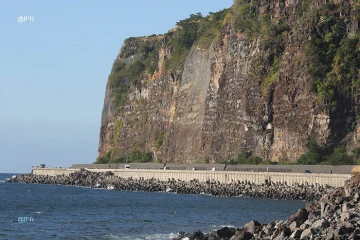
[95,149,154,164]
[296,140,355,165]
[235,150,263,164]
[155,131,166,149]
[296,139,323,165]
[95,157,109,164]
[128,149,153,163]
[163,9,229,71]
[321,147,354,165]
[305,2,360,113]
[109,60,145,109]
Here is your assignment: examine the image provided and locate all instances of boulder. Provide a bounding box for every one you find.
[326,230,334,240]
[308,210,321,220]
[290,229,303,239]
[262,224,274,235]
[216,227,235,238]
[288,208,309,225]
[243,220,261,234]
[231,231,253,240]
[311,219,323,229]
[321,202,330,218]
[300,228,312,239]
[342,203,349,212]
[350,228,360,240]
[354,193,359,201]
[188,230,206,240]
[340,212,351,222]
[272,225,291,239]
[345,188,352,197]
[289,221,300,231]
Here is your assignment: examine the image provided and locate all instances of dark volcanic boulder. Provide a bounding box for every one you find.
[189,230,206,240]
[216,227,235,238]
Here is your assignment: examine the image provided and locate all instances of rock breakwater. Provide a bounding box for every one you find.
[174,173,360,240]
[6,169,330,201]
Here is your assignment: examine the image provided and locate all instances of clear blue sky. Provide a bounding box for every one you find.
[0,0,233,173]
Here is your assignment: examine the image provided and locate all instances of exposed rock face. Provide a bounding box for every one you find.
[98,0,360,163]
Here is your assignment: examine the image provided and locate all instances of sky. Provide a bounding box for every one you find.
[0,0,233,173]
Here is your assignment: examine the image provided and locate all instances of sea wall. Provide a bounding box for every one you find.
[32,168,351,187]
[70,163,356,174]
[9,169,332,201]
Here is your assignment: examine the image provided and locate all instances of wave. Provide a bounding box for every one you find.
[203,224,236,234]
[102,233,177,240]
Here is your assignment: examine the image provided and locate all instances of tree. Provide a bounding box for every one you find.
[296,139,323,164]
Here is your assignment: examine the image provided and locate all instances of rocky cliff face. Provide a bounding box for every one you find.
[98,0,360,163]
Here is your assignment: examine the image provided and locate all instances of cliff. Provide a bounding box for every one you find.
[98,0,360,163]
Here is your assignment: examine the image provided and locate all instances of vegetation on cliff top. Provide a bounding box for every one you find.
[162,9,229,72]
[229,0,290,95]
[103,0,360,164]
[108,9,230,111]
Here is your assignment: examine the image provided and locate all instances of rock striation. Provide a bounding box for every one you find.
[98,0,360,163]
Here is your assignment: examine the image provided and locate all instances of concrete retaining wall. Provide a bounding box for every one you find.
[69,164,356,174]
[32,168,351,187]
[225,165,356,174]
[70,163,226,171]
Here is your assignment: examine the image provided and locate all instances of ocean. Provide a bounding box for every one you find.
[0,173,305,240]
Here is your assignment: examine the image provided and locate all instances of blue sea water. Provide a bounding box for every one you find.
[0,173,305,240]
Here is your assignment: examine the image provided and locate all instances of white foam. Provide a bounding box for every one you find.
[103,233,177,240]
[204,224,236,234]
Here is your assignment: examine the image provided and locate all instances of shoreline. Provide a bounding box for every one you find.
[174,173,360,240]
[6,169,331,201]
[7,169,360,239]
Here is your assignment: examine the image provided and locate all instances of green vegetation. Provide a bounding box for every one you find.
[109,35,163,110]
[95,151,112,164]
[232,0,261,37]
[296,139,323,165]
[95,148,154,164]
[113,119,123,145]
[305,4,360,106]
[223,150,263,165]
[196,9,230,48]
[163,9,229,71]
[301,0,311,14]
[155,131,166,149]
[109,9,231,109]
[296,139,356,165]
[218,140,358,165]
[261,56,280,94]
[229,0,290,95]
[109,60,145,110]
[202,156,210,164]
